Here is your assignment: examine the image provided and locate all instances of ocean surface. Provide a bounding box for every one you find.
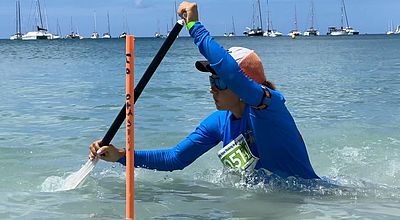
[1,35,400,219]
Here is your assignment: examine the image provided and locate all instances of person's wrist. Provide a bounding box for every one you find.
[118,148,126,160]
[187,21,198,30]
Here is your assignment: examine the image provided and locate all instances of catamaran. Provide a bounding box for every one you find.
[303,0,320,36]
[263,0,282,37]
[10,0,23,40]
[65,17,83,39]
[22,0,55,40]
[244,0,264,36]
[327,0,359,36]
[288,4,302,37]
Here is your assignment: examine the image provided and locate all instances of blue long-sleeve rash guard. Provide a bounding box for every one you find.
[118,22,319,179]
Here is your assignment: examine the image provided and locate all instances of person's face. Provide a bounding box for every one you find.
[209,75,240,110]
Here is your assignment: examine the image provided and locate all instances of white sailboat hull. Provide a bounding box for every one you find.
[22,31,54,40]
[303,31,320,36]
[102,33,111,39]
[330,30,347,36]
[288,31,302,37]
[91,32,100,39]
[10,33,22,40]
[119,32,127,38]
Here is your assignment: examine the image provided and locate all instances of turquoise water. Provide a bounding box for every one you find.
[1,35,400,219]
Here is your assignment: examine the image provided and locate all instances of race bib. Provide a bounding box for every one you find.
[217,134,259,173]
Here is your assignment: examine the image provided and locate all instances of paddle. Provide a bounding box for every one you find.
[61,20,184,190]
[102,20,184,145]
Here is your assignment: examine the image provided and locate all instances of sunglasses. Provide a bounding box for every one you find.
[209,76,228,90]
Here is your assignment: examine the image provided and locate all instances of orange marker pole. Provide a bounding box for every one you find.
[125,35,135,220]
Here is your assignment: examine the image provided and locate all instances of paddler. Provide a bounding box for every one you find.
[89,1,319,179]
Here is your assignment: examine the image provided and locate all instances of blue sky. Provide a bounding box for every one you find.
[1,0,399,38]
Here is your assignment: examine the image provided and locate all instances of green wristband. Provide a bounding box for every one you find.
[187,21,197,30]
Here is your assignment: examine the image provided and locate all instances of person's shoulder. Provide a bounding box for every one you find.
[208,110,230,120]
[267,88,286,103]
[201,110,229,125]
[197,111,229,135]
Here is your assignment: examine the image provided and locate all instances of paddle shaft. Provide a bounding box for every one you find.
[101,20,184,146]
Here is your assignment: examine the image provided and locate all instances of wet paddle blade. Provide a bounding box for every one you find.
[61,158,98,190]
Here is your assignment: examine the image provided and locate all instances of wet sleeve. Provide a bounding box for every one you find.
[189,22,265,107]
[118,112,224,171]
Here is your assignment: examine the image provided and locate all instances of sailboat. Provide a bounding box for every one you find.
[263,0,282,37]
[154,19,164,38]
[22,0,55,40]
[166,18,173,37]
[386,21,394,35]
[387,21,400,35]
[10,0,23,40]
[91,11,100,39]
[119,32,127,39]
[224,16,236,37]
[52,18,62,39]
[166,1,180,38]
[119,11,129,38]
[303,0,320,36]
[395,25,400,35]
[244,0,264,36]
[288,4,302,37]
[341,0,359,35]
[102,12,111,39]
[327,0,359,36]
[65,17,83,39]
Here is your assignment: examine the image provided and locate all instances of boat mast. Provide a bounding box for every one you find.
[70,16,73,33]
[232,16,236,34]
[42,0,49,31]
[157,19,160,34]
[310,0,314,29]
[257,0,263,30]
[391,20,393,32]
[107,11,111,35]
[122,11,127,33]
[294,4,298,31]
[126,11,130,33]
[174,1,178,22]
[37,0,44,29]
[93,11,97,33]
[340,5,344,29]
[252,3,255,29]
[266,0,270,31]
[18,1,22,34]
[56,18,61,36]
[173,1,178,36]
[15,1,18,34]
[15,0,21,34]
[342,0,350,28]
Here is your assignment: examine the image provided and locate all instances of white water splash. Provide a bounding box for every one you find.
[41,158,98,192]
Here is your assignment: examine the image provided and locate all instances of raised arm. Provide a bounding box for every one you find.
[178,1,265,107]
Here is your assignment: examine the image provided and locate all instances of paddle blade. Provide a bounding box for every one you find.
[61,158,98,190]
